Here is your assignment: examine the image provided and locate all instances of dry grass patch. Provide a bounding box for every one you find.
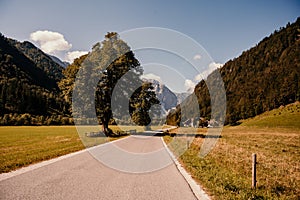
[164,126,300,199]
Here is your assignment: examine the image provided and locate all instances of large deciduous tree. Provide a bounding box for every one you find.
[94,32,143,136]
[60,32,159,136]
[90,32,159,136]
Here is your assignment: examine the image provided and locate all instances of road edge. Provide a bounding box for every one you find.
[161,137,211,200]
[0,136,130,181]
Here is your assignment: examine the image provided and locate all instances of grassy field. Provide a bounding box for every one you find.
[0,126,83,173]
[164,103,300,199]
[0,125,143,173]
[240,102,300,129]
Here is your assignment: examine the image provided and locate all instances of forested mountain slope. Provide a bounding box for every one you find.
[8,38,64,82]
[167,18,300,126]
[0,34,67,124]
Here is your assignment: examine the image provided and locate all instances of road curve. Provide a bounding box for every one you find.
[0,135,205,200]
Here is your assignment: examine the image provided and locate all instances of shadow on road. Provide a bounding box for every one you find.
[86,130,221,138]
[131,132,222,138]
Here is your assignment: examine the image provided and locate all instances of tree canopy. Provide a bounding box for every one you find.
[67,32,159,135]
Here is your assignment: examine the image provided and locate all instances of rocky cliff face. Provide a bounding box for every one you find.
[174,92,189,104]
[143,79,178,115]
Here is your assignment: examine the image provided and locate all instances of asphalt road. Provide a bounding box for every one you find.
[0,135,203,200]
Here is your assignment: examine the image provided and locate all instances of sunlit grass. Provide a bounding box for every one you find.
[165,127,300,199]
[164,104,300,199]
[240,102,300,129]
[0,125,132,173]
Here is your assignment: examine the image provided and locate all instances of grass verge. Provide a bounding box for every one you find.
[165,127,299,199]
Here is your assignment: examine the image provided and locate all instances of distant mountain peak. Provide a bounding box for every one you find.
[141,78,177,115]
[48,54,69,68]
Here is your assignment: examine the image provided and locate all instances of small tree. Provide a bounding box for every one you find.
[129,82,160,129]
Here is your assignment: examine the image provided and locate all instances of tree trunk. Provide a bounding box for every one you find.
[102,122,109,136]
[102,119,113,137]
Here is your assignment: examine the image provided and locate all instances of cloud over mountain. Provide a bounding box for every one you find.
[184,79,196,93]
[30,30,72,54]
[141,73,162,83]
[195,62,223,81]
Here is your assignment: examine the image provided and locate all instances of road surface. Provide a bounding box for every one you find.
[0,135,207,200]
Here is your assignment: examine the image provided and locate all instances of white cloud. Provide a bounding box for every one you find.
[185,79,196,93]
[66,51,88,63]
[195,62,223,81]
[141,73,162,82]
[193,54,201,60]
[30,30,72,54]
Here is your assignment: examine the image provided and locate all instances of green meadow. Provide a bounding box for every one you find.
[0,125,136,173]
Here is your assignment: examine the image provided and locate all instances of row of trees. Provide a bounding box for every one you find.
[0,113,73,126]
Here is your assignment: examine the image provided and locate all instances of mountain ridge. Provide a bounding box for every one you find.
[0,33,68,123]
[167,17,300,126]
[48,55,70,68]
[7,38,65,82]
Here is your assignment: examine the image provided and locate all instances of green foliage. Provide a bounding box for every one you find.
[129,82,160,126]
[0,113,74,126]
[58,54,88,114]
[66,32,142,135]
[59,32,159,135]
[94,33,142,135]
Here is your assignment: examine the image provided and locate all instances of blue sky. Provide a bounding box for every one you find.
[0,0,299,92]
